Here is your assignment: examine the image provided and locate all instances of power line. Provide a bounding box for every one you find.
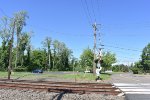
[101,49,141,59]
[91,0,97,22]
[96,0,102,22]
[116,55,139,60]
[103,44,142,52]
[103,48,142,61]
[102,48,141,59]
[103,48,139,55]
[0,8,11,18]
[80,0,92,25]
[28,24,93,37]
[0,8,93,38]
[84,0,93,23]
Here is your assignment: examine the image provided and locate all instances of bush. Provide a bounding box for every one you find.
[74,66,88,72]
[14,67,27,72]
[27,66,41,72]
[131,67,139,74]
[0,68,6,71]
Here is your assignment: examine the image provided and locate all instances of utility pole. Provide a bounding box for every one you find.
[93,22,97,74]
[8,20,16,80]
[98,32,104,66]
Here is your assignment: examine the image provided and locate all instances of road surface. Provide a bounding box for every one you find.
[111,73,150,100]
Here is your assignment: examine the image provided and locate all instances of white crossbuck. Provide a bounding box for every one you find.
[113,83,150,94]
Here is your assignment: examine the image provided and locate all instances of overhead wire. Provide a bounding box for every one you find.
[28,24,93,37]
[103,48,141,59]
[0,7,93,38]
[80,0,92,26]
[80,0,141,63]
[103,44,142,52]
[96,0,102,22]
[90,0,97,22]
[0,7,11,19]
[84,0,94,24]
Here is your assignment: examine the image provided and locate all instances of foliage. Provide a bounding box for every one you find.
[131,43,150,74]
[0,10,117,74]
[14,11,29,68]
[130,67,139,74]
[141,43,150,72]
[42,37,52,70]
[14,67,27,72]
[0,17,11,70]
[52,40,73,71]
[79,47,94,71]
[101,52,116,71]
[79,48,116,72]
[112,64,129,72]
[29,49,47,70]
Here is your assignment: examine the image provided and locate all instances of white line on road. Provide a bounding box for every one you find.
[125,92,150,94]
[113,83,150,94]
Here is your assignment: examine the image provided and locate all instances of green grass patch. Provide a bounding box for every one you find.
[61,72,111,81]
[0,72,7,78]
[0,71,59,79]
[110,72,125,74]
[0,72,33,79]
[0,71,111,81]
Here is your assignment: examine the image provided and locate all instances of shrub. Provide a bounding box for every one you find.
[14,67,27,72]
[131,67,139,74]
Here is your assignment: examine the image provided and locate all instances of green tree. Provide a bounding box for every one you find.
[70,57,78,71]
[80,47,94,71]
[42,37,52,70]
[101,52,116,71]
[29,49,47,71]
[14,11,28,68]
[8,16,16,79]
[0,17,11,70]
[52,40,72,71]
[112,64,129,72]
[19,32,31,66]
[130,61,143,74]
[141,43,150,73]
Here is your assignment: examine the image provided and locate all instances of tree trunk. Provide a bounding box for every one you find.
[15,32,19,68]
[8,21,15,79]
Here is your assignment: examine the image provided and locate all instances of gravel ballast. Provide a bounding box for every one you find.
[0,88,125,100]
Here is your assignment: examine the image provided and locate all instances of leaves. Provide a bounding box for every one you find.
[80,47,94,70]
[141,43,150,71]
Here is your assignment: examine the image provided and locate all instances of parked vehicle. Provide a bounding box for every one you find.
[32,69,43,73]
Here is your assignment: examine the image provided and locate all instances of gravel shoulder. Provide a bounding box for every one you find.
[0,88,125,100]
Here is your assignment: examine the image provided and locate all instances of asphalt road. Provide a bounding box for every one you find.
[111,73,150,100]
[110,72,150,83]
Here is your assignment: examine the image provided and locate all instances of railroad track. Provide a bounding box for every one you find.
[0,79,123,95]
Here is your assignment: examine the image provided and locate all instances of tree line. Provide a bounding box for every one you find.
[130,43,150,74]
[0,11,74,72]
[110,43,150,74]
[0,10,118,73]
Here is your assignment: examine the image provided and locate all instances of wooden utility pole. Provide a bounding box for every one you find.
[98,32,104,61]
[8,20,15,80]
[93,22,97,74]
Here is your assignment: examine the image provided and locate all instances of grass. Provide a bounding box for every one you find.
[0,71,111,81]
[61,72,111,81]
[0,72,34,79]
[110,72,124,74]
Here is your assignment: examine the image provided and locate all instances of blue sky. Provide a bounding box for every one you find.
[0,0,150,64]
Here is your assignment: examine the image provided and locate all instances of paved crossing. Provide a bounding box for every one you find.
[114,83,150,94]
[110,73,150,99]
[114,83,150,100]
